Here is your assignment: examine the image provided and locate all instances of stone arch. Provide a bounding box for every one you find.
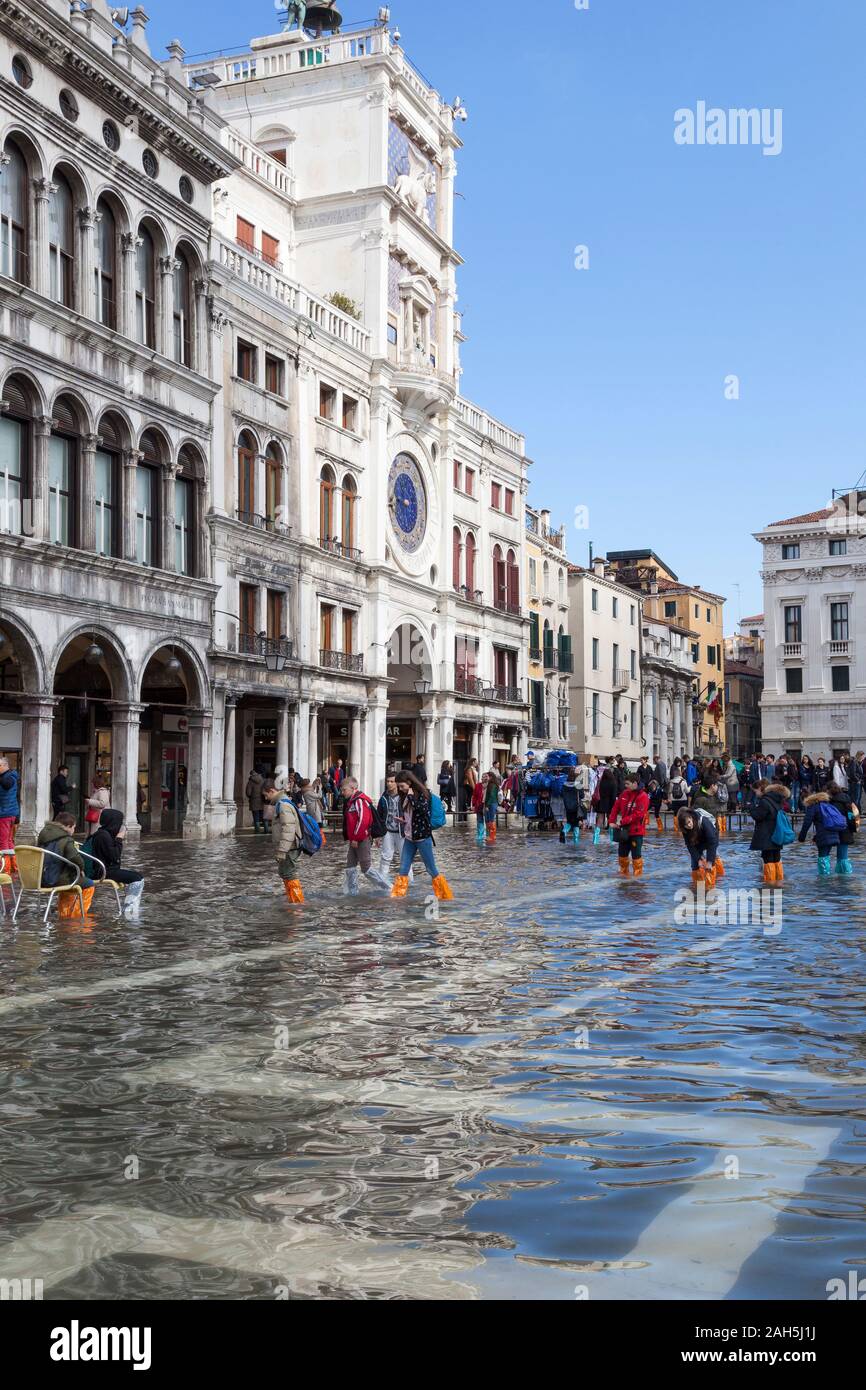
[96,406,134,450]
[0,608,47,693]
[49,624,134,704]
[138,423,172,462]
[49,155,91,209]
[50,387,94,436]
[387,617,436,687]
[137,638,209,710]
[1,367,48,418]
[0,125,46,180]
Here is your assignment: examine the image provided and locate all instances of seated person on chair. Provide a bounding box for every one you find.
[37,813,94,889]
[88,810,144,886]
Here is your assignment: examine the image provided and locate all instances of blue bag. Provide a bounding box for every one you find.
[523,794,539,819]
[816,801,847,832]
[430,795,447,830]
[771,810,795,847]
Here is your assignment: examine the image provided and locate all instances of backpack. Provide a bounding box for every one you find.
[771,809,795,847]
[430,794,447,830]
[345,793,386,844]
[816,801,848,832]
[670,778,687,801]
[297,810,324,857]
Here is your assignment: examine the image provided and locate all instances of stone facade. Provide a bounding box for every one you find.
[567,560,644,760]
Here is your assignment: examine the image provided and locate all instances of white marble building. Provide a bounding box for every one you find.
[641,615,696,766]
[756,493,866,757]
[567,560,644,761]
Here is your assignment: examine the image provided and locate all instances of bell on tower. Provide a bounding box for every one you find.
[277,2,344,37]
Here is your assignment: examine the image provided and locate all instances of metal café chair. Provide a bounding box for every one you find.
[11,846,85,923]
[75,847,123,915]
[0,849,20,918]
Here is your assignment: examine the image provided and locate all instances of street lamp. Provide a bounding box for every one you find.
[265,638,289,675]
[414,677,432,697]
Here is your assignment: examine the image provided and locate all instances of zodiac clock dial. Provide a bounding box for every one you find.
[388,453,427,554]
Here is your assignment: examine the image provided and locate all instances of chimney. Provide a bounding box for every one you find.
[593,557,606,578]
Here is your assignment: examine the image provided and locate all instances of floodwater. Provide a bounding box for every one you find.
[0,824,864,1301]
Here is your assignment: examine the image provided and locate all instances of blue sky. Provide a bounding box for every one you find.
[150,0,866,621]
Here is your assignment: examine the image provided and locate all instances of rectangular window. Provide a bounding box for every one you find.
[707,644,716,666]
[592,692,600,737]
[321,603,335,653]
[0,418,23,535]
[266,589,284,642]
[630,650,637,679]
[239,582,257,641]
[784,606,802,644]
[343,609,354,656]
[529,558,538,595]
[782,544,800,560]
[831,602,849,641]
[319,384,337,420]
[630,701,637,741]
[238,445,255,520]
[135,465,158,567]
[505,489,515,516]
[342,395,358,432]
[665,601,677,618]
[591,588,599,612]
[464,468,475,497]
[174,477,193,575]
[387,321,398,347]
[237,339,257,383]
[48,435,73,547]
[706,608,712,623]
[265,354,284,395]
[785,668,803,694]
[529,611,540,652]
[262,231,280,268]
[691,643,700,664]
[630,605,636,625]
[830,539,847,557]
[613,696,621,735]
[832,666,851,693]
[613,642,620,674]
[453,460,462,491]
[491,482,502,510]
[592,638,600,671]
[236,216,256,253]
[695,604,699,618]
[94,450,116,558]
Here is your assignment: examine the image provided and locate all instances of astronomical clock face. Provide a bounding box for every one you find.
[388,453,428,554]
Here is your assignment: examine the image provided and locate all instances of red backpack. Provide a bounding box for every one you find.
[345,793,386,843]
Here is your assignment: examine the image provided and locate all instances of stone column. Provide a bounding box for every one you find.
[421,714,437,763]
[159,255,179,359]
[120,232,140,340]
[643,682,655,755]
[349,707,363,779]
[79,432,100,553]
[659,688,670,768]
[111,702,146,844]
[77,205,99,320]
[161,462,180,571]
[122,449,143,562]
[31,414,54,542]
[277,700,292,772]
[470,723,480,761]
[192,275,209,376]
[686,696,695,757]
[222,696,238,804]
[480,720,493,771]
[308,702,320,776]
[32,177,55,300]
[673,691,683,763]
[17,697,58,841]
[183,711,212,841]
[366,688,389,796]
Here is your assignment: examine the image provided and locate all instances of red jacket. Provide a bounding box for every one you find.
[612,788,650,837]
[471,783,486,813]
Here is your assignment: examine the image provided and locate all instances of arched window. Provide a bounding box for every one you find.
[136,429,163,567]
[558,568,565,604]
[265,442,282,530]
[48,174,74,308]
[543,561,550,598]
[452,526,462,590]
[95,197,116,329]
[342,474,357,553]
[465,532,477,594]
[0,377,32,536]
[543,620,554,660]
[493,544,507,611]
[319,464,336,545]
[173,248,192,367]
[135,226,156,348]
[49,397,82,549]
[237,430,257,524]
[175,445,199,576]
[95,413,123,558]
[507,548,520,611]
[0,140,28,284]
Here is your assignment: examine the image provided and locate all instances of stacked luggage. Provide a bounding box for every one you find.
[522,751,578,829]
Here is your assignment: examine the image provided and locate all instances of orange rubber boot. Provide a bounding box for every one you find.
[432,875,454,901]
[487,821,497,845]
[714,857,726,881]
[391,876,410,899]
[284,879,305,904]
[656,817,664,833]
[66,887,96,918]
[774,862,784,883]
[633,859,644,878]
[618,858,631,877]
[762,861,774,885]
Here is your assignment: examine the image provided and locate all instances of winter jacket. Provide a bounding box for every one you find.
[799,763,817,794]
[50,773,72,811]
[437,769,457,799]
[595,768,618,815]
[648,784,665,814]
[718,762,740,799]
[654,761,668,788]
[378,792,403,836]
[828,789,859,846]
[636,764,654,789]
[749,785,789,853]
[667,775,689,805]
[342,791,376,843]
[611,788,650,838]
[798,793,844,850]
[0,769,19,818]
[831,761,848,790]
[691,785,723,817]
[484,777,500,811]
[562,781,583,816]
[245,772,265,812]
[37,820,87,886]
[274,797,302,857]
[681,806,719,858]
[471,783,485,814]
[686,760,701,786]
[815,764,832,792]
[89,809,127,877]
[402,791,434,844]
[303,790,325,824]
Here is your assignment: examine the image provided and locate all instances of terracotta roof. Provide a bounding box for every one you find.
[647,615,699,637]
[655,579,726,603]
[725,659,763,677]
[741,614,764,624]
[767,509,833,528]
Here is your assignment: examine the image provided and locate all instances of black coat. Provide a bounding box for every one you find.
[830,790,858,846]
[749,787,788,853]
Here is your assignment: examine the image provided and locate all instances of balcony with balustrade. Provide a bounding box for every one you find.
[319,537,363,563]
[238,633,295,664]
[320,650,365,675]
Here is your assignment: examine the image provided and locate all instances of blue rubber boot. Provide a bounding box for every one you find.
[593,827,601,846]
[476,821,487,847]
[609,828,615,844]
[817,856,832,877]
[573,826,581,845]
[836,855,853,875]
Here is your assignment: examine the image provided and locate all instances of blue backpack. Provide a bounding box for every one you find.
[280,798,322,857]
[816,801,848,832]
[429,795,447,830]
[772,809,795,847]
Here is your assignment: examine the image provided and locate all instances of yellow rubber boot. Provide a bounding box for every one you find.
[618,858,631,877]
[432,875,454,901]
[633,859,644,878]
[284,879,305,904]
[391,876,410,899]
